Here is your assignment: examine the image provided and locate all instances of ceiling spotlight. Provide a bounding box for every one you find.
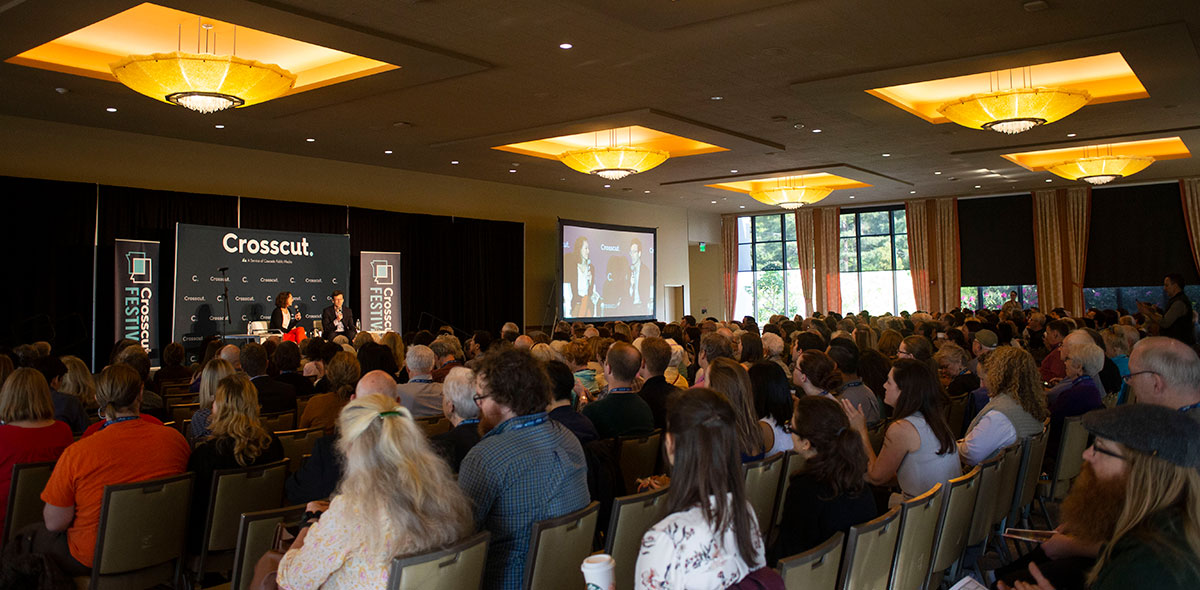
[710,96,723,101]
[214,124,224,129]
[910,190,917,194]
[306,138,315,142]
[508,169,517,173]
[711,200,717,204]
[849,195,856,199]
[1046,179,1053,182]
[934,171,942,175]
[644,190,651,194]
[730,169,738,173]
[811,129,822,133]
[739,205,746,208]
[384,150,393,154]
[603,184,611,188]
[974,185,982,189]
[1067,133,1077,137]
[882,153,891,157]
[55,87,68,94]
[451,160,460,165]
[105,107,117,112]
[559,43,573,49]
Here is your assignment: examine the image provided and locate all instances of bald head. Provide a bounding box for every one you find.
[218,345,241,370]
[514,335,534,350]
[1129,337,1200,409]
[604,342,642,385]
[355,370,397,398]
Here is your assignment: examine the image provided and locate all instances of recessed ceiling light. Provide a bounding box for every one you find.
[739,205,746,208]
[711,200,717,204]
[811,129,822,133]
[559,43,573,49]
[934,171,942,175]
[451,160,460,165]
[882,153,891,157]
[55,87,68,94]
[910,190,917,194]
[603,184,611,188]
[849,195,856,199]
[306,138,315,142]
[974,185,982,189]
[1045,179,1053,182]
[384,150,392,154]
[105,107,117,112]
[730,169,738,173]
[214,124,224,129]
[508,169,517,173]
[1067,133,1077,137]
[711,96,723,101]
[644,190,651,194]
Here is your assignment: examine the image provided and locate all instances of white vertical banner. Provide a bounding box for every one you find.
[359,251,401,333]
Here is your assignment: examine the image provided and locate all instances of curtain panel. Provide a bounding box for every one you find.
[1182,178,1200,277]
[1032,187,1091,315]
[812,206,841,314]
[794,209,816,316]
[905,198,960,312]
[721,215,738,321]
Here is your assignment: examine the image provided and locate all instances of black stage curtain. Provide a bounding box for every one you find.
[348,207,524,337]
[957,194,1037,286]
[95,185,238,366]
[0,176,96,364]
[239,197,347,235]
[1085,182,1199,287]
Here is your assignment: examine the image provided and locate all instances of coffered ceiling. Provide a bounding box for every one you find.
[1,0,1199,214]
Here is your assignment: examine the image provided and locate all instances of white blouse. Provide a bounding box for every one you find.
[635,495,765,590]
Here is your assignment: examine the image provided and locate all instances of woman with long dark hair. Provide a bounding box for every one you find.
[634,388,767,589]
[707,358,768,462]
[748,361,794,457]
[769,395,877,563]
[844,358,960,506]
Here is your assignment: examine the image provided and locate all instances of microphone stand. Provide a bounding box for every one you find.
[219,268,231,341]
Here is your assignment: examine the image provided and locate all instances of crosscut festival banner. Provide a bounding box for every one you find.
[114,239,160,362]
[173,224,350,355]
[359,251,402,333]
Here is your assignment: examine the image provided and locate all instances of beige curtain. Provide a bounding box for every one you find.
[812,206,841,314]
[722,215,738,321]
[905,197,960,312]
[1033,187,1091,315]
[794,209,816,316]
[1181,178,1200,276]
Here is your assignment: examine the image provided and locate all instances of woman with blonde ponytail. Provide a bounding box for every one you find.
[277,393,474,590]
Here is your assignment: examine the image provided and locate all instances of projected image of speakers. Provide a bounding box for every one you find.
[559,218,656,321]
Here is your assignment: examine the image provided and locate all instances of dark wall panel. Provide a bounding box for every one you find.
[240,197,347,235]
[958,194,1037,286]
[1086,182,1199,287]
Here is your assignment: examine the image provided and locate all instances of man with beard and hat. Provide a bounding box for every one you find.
[457,347,590,590]
[998,404,1200,590]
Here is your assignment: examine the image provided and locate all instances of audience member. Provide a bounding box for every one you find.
[396,345,443,418]
[959,347,1047,466]
[637,337,678,430]
[582,342,654,438]
[189,358,235,442]
[33,356,87,434]
[694,332,734,387]
[1136,273,1195,345]
[273,341,315,398]
[357,341,400,378]
[545,360,599,444]
[299,351,360,435]
[58,355,97,412]
[0,368,73,534]
[748,360,794,457]
[707,358,768,462]
[828,343,884,427]
[430,335,465,382]
[458,347,589,590]
[877,329,903,359]
[1041,320,1070,381]
[277,394,474,590]
[793,349,842,399]
[634,388,768,590]
[241,342,297,414]
[935,342,980,398]
[968,329,998,374]
[1125,336,1200,418]
[1047,342,1106,459]
[430,366,482,472]
[858,349,893,411]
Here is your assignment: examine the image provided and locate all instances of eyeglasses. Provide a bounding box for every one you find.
[1122,370,1158,383]
[472,393,491,405]
[1089,442,1126,461]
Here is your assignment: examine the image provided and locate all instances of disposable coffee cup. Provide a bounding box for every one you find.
[580,553,615,590]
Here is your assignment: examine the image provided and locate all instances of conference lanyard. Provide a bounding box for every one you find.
[459,419,480,426]
[1179,401,1200,413]
[609,387,634,393]
[410,378,433,384]
[100,415,139,430]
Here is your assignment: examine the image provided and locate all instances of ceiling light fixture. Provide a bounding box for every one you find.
[557,127,669,181]
[882,153,891,157]
[109,22,296,114]
[559,43,573,49]
[811,129,822,133]
[306,138,315,142]
[934,171,942,175]
[938,68,1089,134]
[1067,133,1077,137]
[105,107,117,112]
[384,150,392,154]
[1044,146,1154,185]
[214,124,224,129]
[451,160,460,165]
[748,178,835,210]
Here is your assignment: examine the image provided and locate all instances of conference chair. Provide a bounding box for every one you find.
[615,429,662,495]
[190,459,288,581]
[889,482,944,590]
[80,472,194,590]
[988,444,1023,562]
[1009,428,1049,529]
[2,461,55,546]
[164,392,199,407]
[777,531,843,590]
[221,504,306,590]
[522,501,600,590]
[839,505,902,590]
[171,401,200,426]
[1041,416,1088,524]
[605,486,670,590]
[274,427,325,472]
[946,394,970,437]
[743,452,786,540]
[773,451,807,531]
[925,465,981,590]
[961,453,1004,577]
[387,531,490,590]
[260,410,297,433]
[415,415,451,437]
[160,380,193,398]
[248,321,269,335]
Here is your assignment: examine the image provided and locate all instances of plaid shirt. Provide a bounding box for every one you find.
[458,412,591,590]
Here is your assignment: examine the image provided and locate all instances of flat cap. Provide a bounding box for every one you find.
[974,329,998,348]
[1082,404,1200,468]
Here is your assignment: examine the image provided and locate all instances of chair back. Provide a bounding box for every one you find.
[926,465,980,587]
[888,483,943,590]
[946,394,970,437]
[274,427,325,472]
[388,531,490,590]
[3,461,55,545]
[229,505,306,590]
[1010,427,1049,523]
[248,321,269,334]
[194,459,288,579]
[1049,417,1088,500]
[777,531,843,590]
[164,393,198,406]
[260,410,297,433]
[616,430,662,494]
[415,415,451,437]
[161,382,193,398]
[605,487,670,590]
[774,451,807,528]
[743,452,785,539]
[313,319,323,334]
[965,452,1003,547]
[991,444,1022,527]
[89,473,194,589]
[839,505,901,590]
[522,501,600,590]
[171,402,200,425]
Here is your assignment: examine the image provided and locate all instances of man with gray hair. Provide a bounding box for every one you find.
[640,322,661,339]
[431,366,482,472]
[1127,336,1200,420]
[396,344,442,417]
[430,335,465,383]
[500,322,520,342]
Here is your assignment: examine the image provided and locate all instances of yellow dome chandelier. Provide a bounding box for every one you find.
[938,69,1090,135]
[109,23,296,114]
[1045,146,1155,185]
[749,181,834,209]
[557,128,669,181]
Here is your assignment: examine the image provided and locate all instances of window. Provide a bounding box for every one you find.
[735,214,808,323]
[838,207,915,315]
[960,285,1039,310]
[1083,285,1200,313]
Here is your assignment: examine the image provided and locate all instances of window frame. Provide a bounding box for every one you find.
[839,204,908,315]
[737,213,802,321]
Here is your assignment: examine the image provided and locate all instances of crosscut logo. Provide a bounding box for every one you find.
[127,251,152,284]
[123,286,152,349]
[222,232,314,257]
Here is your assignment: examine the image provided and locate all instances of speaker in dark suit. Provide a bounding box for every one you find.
[321,290,357,341]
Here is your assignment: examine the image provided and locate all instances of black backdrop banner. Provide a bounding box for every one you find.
[114,239,160,362]
[360,251,402,333]
[172,223,350,350]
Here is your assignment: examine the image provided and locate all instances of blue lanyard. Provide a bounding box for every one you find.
[609,387,634,393]
[460,419,480,426]
[100,415,139,430]
[506,415,547,431]
[410,378,433,384]
[838,381,863,393]
[1179,401,1200,413]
